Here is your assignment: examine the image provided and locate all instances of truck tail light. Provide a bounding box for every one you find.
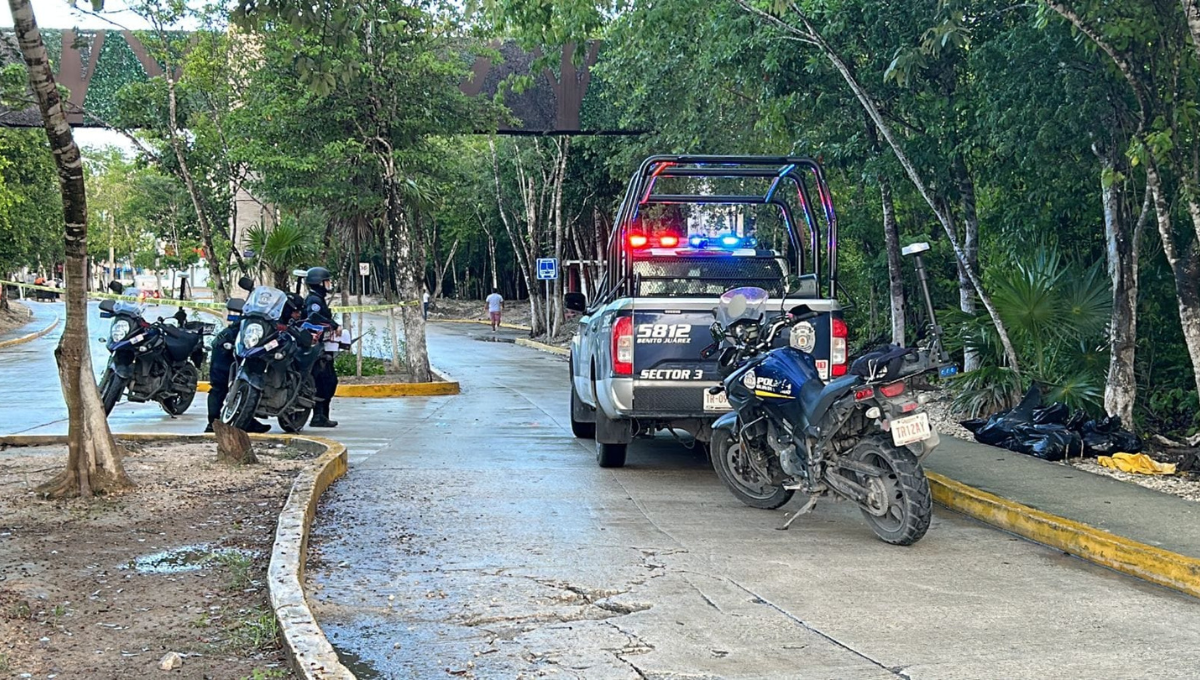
[613,316,634,375]
[879,381,905,398]
[628,233,648,249]
[658,234,679,247]
[831,317,848,376]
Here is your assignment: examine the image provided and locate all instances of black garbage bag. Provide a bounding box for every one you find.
[1080,415,1144,457]
[1032,403,1069,425]
[969,386,1042,448]
[1008,423,1083,462]
[961,418,986,433]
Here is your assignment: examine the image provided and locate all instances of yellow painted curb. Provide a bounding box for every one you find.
[0,314,59,350]
[927,471,1200,600]
[436,317,531,331]
[0,432,355,679]
[196,373,460,398]
[515,337,569,356]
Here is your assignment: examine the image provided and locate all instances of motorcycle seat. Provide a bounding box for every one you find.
[799,374,862,428]
[162,325,201,362]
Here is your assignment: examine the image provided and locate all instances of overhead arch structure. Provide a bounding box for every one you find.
[0,30,628,135]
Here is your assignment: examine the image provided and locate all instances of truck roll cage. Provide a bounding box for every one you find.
[598,155,840,306]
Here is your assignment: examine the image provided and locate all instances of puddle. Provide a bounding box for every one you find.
[331,643,382,679]
[130,544,246,574]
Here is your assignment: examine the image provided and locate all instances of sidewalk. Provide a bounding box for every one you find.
[0,300,58,346]
[925,435,1200,566]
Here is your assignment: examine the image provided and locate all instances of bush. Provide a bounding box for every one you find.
[333,351,387,377]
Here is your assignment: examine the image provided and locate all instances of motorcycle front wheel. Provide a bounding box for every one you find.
[278,407,310,433]
[221,378,261,431]
[99,367,127,416]
[848,436,932,546]
[710,428,794,510]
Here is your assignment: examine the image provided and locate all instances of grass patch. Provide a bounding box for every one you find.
[210,550,254,591]
[228,608,280,652]
[243,668,288,680]
[0,652,10,672]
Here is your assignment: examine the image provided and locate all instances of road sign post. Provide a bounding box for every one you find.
[536,258,558,338]
[357,262,369,378]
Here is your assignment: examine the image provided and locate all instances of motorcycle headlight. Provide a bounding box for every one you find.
[240,321,266,349]
[789,321,817,353]
[110,319,132,341]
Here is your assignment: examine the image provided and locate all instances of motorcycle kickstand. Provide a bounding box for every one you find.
[778,493,821,531]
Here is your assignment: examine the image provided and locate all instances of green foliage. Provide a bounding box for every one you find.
[334,352,387,377]
[246,214,320,287]
[946,247,1111,416]
[0,130,63,276]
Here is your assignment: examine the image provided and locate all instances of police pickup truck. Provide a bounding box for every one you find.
[565,155,848,467]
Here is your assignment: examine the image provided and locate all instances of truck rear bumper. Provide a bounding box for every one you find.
[604,379,732,420]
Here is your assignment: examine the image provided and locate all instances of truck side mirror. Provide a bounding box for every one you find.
[564,292,587,313]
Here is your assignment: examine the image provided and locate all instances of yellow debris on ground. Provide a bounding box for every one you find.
[1097,453,1176,475]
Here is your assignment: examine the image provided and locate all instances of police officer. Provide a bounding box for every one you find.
[205,312,270,434]
[304,267,339,428]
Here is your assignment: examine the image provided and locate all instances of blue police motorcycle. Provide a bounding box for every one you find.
[97,282,210,416]
[704,248,951,545]
[220,280,324,432]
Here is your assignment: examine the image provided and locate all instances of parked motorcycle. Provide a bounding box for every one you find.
[703,243,954,545]
[220,277,325,432]
[97,281,211,416]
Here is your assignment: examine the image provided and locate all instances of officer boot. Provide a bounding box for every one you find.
[311,400,338,428]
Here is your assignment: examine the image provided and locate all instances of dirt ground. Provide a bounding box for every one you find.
[0,300,33,337]
[0,439,315,679]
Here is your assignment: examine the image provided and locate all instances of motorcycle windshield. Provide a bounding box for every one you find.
[113,300,144,316]
[715,286,770,327]
[243,286,288,320]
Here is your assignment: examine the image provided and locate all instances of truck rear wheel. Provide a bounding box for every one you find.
[596,441,627,468]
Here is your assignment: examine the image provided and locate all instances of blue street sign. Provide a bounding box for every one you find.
[537,258,558,280]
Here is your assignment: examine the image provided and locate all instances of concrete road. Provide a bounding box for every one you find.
[5,313,1200,677]
[306,324,1200,679]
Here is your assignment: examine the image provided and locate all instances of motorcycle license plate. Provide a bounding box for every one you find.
[891,413,931,446]
[704,389,732,412]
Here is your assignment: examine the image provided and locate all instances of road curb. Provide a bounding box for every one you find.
[196,367,460,398]
[0,314,59,350]
[927,470,1200,599]
[514,337,569,356]
[0,432,355,679]
[435,317,531,331]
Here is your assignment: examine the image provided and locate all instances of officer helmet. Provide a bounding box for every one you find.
[305,267,332,287]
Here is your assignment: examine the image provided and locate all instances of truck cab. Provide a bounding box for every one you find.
[567,155,846,467]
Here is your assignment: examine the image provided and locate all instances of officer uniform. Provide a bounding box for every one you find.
[206,319,269,433]
[304,267,339,428]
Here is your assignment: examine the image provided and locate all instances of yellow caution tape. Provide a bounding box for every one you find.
[2,280,418,315]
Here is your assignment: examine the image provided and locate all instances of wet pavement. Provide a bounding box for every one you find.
[6,314,1200,677]
[306,324,1200,679]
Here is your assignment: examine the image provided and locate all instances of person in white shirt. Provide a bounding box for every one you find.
[485,289,503,332]
[422,289,431,320]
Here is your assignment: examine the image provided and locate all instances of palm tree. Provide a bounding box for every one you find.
[245,216,319,289]
[948,247,1112,417]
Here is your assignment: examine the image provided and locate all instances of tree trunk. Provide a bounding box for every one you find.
[164,68,227,301]
[1101,154,1145,426]
[880,177,905,345]
[1183,0,1200,64]
[9,0,131,497]
[382,167,431,382]
[1146,163,1200,403]
[954,157,981,371]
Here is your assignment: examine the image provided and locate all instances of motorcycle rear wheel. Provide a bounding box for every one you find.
[161,364,198,416]
[711,428,794,510]
[99,367,127,416]
[278,407,311,433]
[848,437,932,546]
[221,379,261,431]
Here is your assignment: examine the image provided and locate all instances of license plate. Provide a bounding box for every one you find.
[891,412,931,446]
[704,389,732,412]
